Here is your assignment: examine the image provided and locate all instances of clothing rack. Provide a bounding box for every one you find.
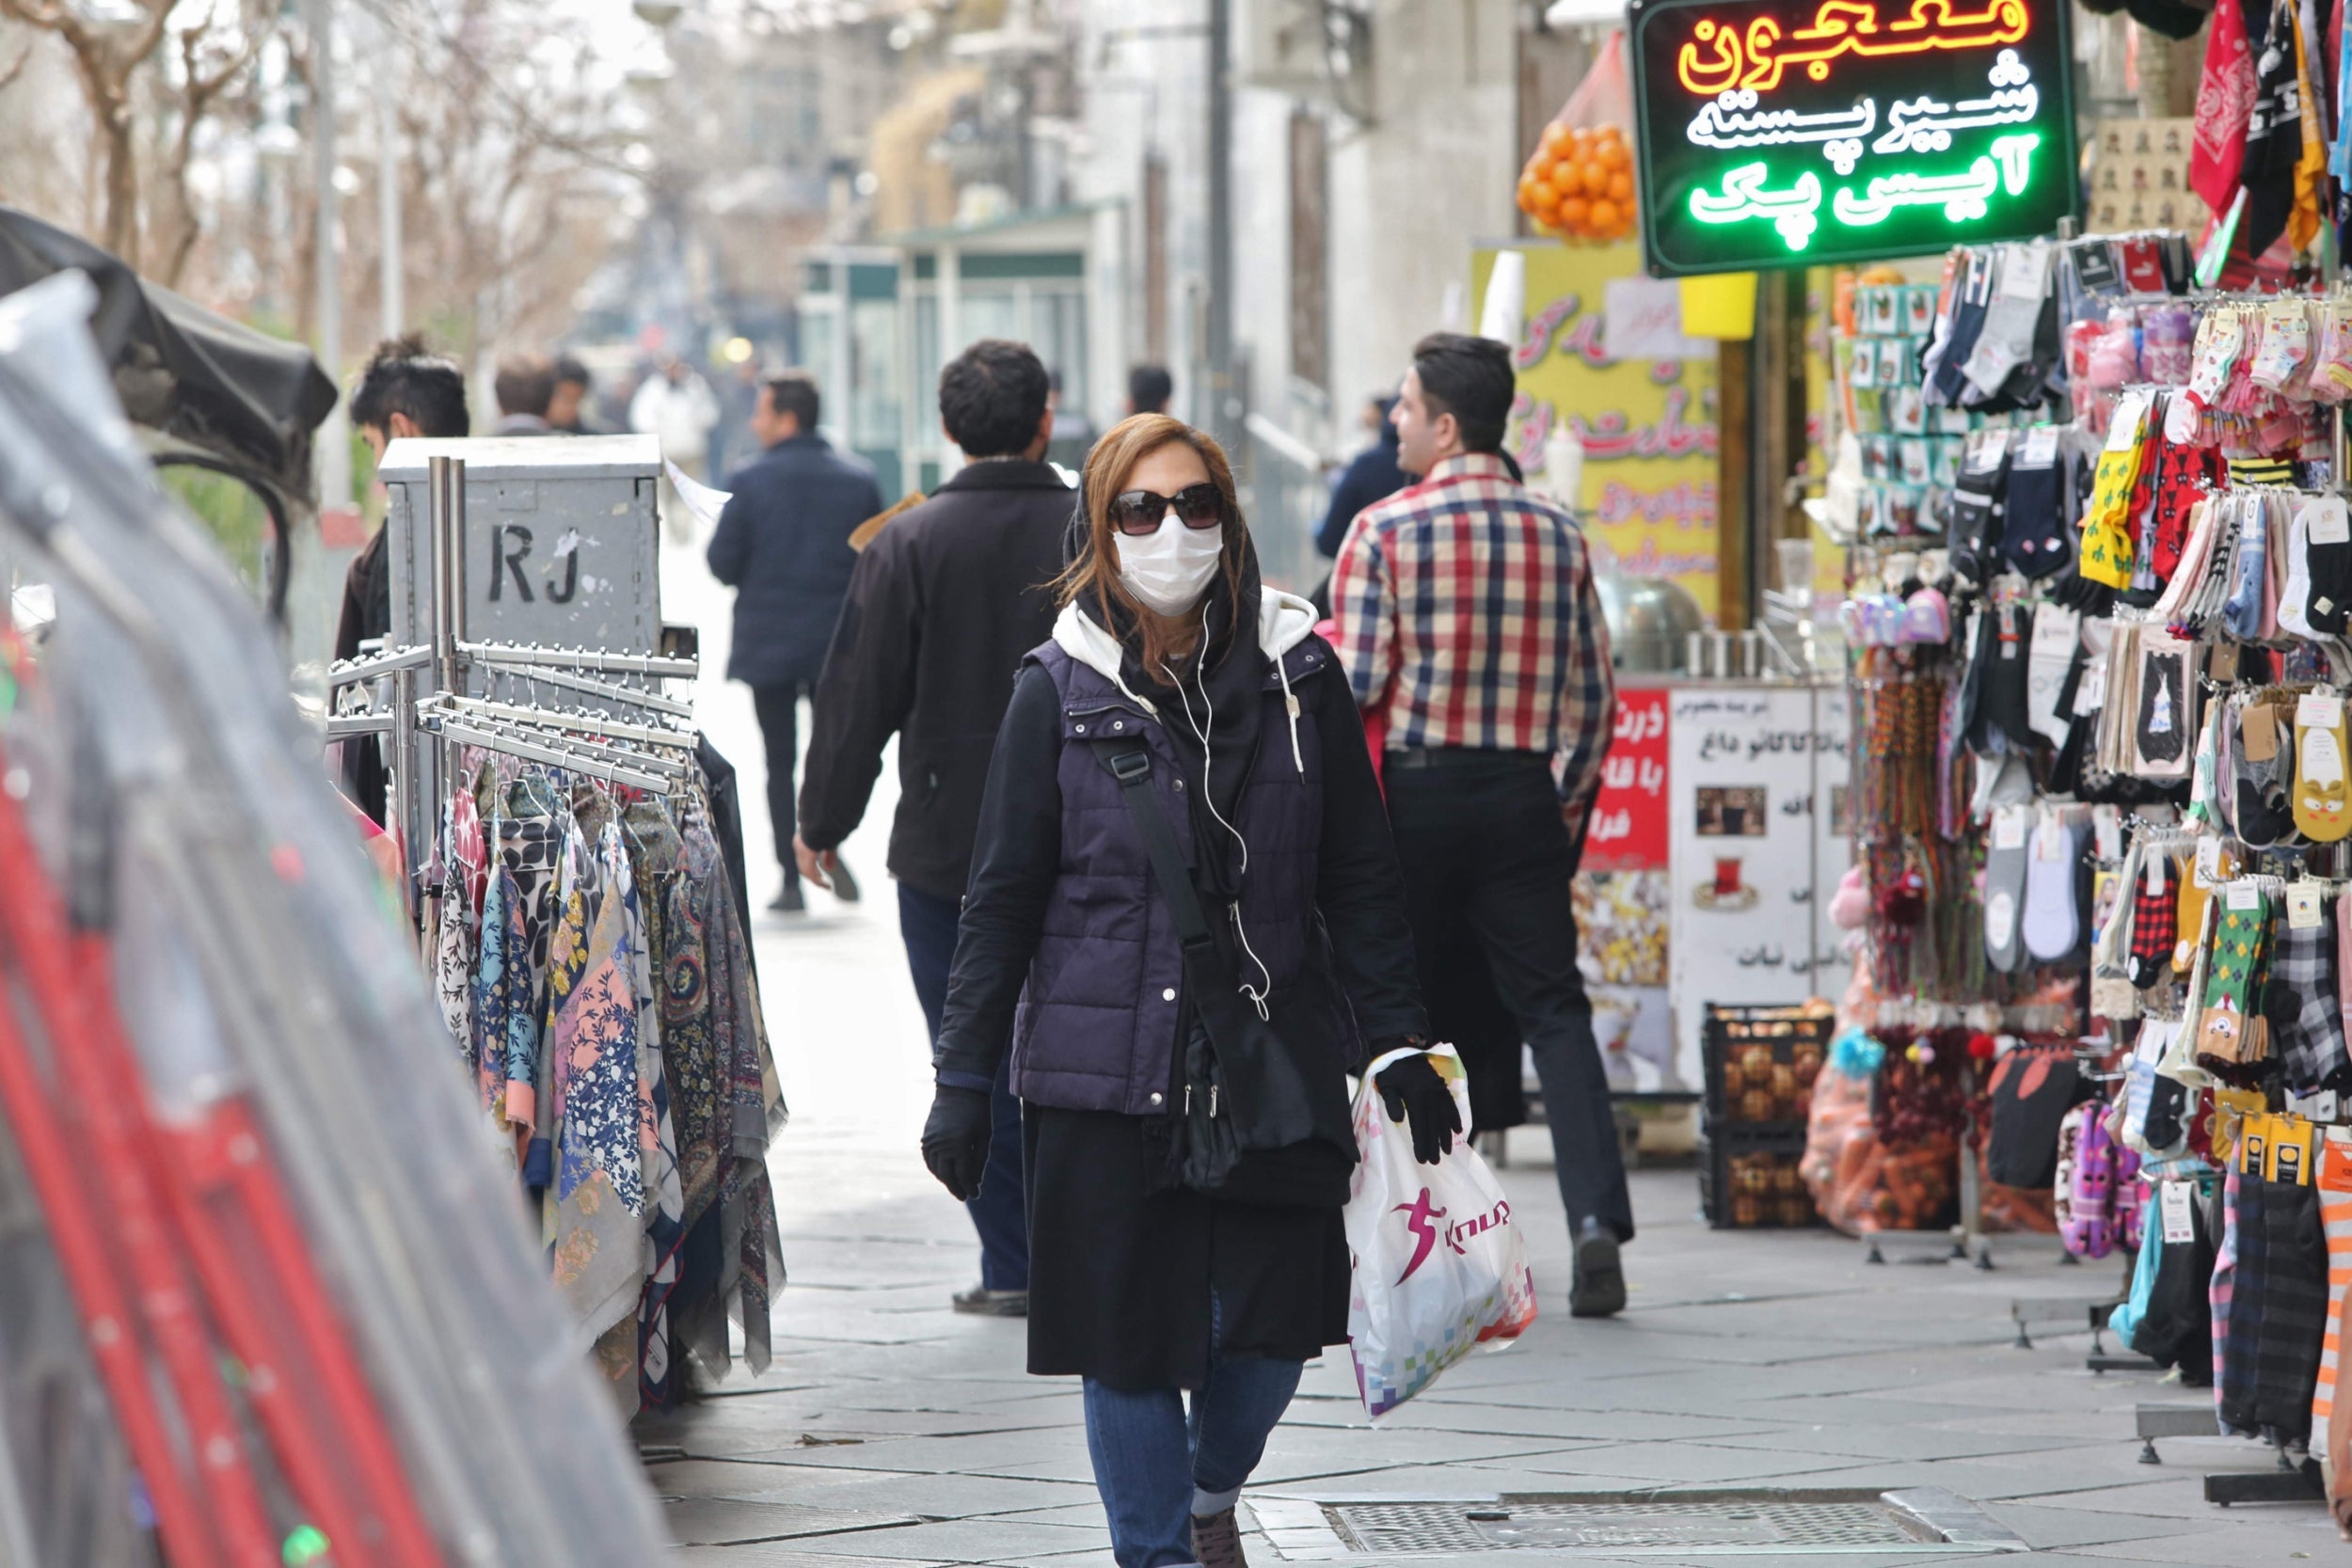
[326,454,701,922]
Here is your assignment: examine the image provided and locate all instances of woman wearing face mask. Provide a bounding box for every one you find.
[925,413,1457,1568]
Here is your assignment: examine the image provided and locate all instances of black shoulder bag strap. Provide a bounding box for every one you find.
[1097,743,1216,957]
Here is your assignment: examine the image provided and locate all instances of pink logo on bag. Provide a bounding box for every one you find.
[1446,1197,1512,1256]
[1393,1189,1447,1283]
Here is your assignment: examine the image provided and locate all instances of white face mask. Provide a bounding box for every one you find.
[1113,515,1224,615]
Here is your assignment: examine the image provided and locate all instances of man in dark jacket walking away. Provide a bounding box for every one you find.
[797,339,1067,1314]
[707,370,883,912]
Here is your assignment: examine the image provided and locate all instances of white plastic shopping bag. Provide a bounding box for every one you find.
[1343,1045,1537,1419]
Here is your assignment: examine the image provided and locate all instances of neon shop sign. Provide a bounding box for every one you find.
[1628,0,2075,276]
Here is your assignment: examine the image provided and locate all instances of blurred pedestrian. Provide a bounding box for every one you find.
[711,356,763,478]
[797,339,1068,1315]
[337,334,470,822]
[632,355,721,540]
[548,353,605,434]
[706,370,882,913]
[1126,363,1172,416]
[490,353,558,436]
[1313,394,1407,558]
[1045,369,1096,468]
[1328,332,1629,1318]
[926,412,1447,1568]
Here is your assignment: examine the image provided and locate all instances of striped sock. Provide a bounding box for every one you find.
[2312,1143,2352,1461]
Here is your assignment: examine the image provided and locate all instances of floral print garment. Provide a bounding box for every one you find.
[434,784,485,1068]
[665,821,726,1227]
[624,802,688,1412]
[546,821,646,1337]
[497,794,564,1145]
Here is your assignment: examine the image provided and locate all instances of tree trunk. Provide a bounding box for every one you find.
[101,96,138,266]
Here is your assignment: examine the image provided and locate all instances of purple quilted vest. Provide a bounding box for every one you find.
[1013,637,1359,1116]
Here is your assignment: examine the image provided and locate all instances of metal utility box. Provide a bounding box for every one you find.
[377,435,663,655]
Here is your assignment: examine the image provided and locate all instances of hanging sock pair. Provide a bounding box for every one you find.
[2127,849,2182,988]
[2196,886,2272,1077]
[2294,690,2352,842]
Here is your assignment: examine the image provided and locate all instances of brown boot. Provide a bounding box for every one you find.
[1191,1506,1248,1568]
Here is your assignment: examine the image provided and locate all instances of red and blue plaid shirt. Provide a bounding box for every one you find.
[1328,452,1616,813]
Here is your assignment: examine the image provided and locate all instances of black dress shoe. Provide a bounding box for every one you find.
[951,1286,1027,1317]
[1570,1217,1627,1318]
[769,881,806,914]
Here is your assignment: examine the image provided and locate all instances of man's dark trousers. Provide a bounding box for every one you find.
[753,682,813,888]
[1383,749,1634,1243]
[899,882,1029,1290]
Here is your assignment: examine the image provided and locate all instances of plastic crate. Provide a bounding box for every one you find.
[1699,1128,1822,1229]
[1702,1003,1833,1132]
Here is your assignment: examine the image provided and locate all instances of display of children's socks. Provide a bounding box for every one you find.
[1832,252,2352,1452]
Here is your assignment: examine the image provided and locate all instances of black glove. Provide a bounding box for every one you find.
[921,1085,993,1200]
[1375,1052,1461,1164]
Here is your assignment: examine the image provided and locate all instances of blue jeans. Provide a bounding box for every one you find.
[1082,1297,1303,1568]
[899,883,1028,1291]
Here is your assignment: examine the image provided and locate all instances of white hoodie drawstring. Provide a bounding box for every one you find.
[1275,653,1304,777]
[1163,606,1274,1020]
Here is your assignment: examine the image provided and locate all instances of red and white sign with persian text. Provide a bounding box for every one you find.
[1583,687,1670,871]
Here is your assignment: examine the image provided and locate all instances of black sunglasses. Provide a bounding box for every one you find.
[1108,483,1224,536]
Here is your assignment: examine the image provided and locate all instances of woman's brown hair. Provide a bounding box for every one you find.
[1053,413,1249,675]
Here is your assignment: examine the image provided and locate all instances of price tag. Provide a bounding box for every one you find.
[2074,657,2108,718]
[2290,882,2325,929]
[2160,1180,2195,1244]
[2145,849,2169,896]
[2299,692,2344,730]
[2093,806,2122,863]
[2018,426,2060,467]
[2195,836,2222,888]
[1992,805,2028,850]
[2105,390,2152,451]
[2312,498,2351,546]
[2226,880,2260,911]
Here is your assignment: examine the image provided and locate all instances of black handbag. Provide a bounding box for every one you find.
[1095,742,1353,1202]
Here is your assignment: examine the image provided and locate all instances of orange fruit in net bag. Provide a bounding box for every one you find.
[1517,174,1539,212]
[1529,177,1559,210]
[1543,120,1576,157]
[1607,170,1632,202]
[1559,196,1590,230]
[1551,159,1583,198]
[1581,160,1611,198]
[1587,197,1619,230]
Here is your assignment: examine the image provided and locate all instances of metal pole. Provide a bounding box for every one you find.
[421,454,458,940]
[1204,0,1233,450]
[830,243,853,451]
[310,0,350,515]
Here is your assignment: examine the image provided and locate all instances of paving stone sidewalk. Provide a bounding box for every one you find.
[641,1108,2342,1568]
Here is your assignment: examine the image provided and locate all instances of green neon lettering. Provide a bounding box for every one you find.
[1830,136,2034,226]
[1687,163,1824,251]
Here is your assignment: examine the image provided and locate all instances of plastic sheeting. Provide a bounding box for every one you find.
[0,271,673,1566]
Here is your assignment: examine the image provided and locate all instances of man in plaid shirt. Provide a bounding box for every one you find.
[1329,332,1628,1318]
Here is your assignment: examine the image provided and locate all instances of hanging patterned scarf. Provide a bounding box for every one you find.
[2194,0,2259,214]
[546,821,647,1338]
[2243,0,2306,257]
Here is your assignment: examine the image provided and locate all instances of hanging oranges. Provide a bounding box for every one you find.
[1518,123,1636,245]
